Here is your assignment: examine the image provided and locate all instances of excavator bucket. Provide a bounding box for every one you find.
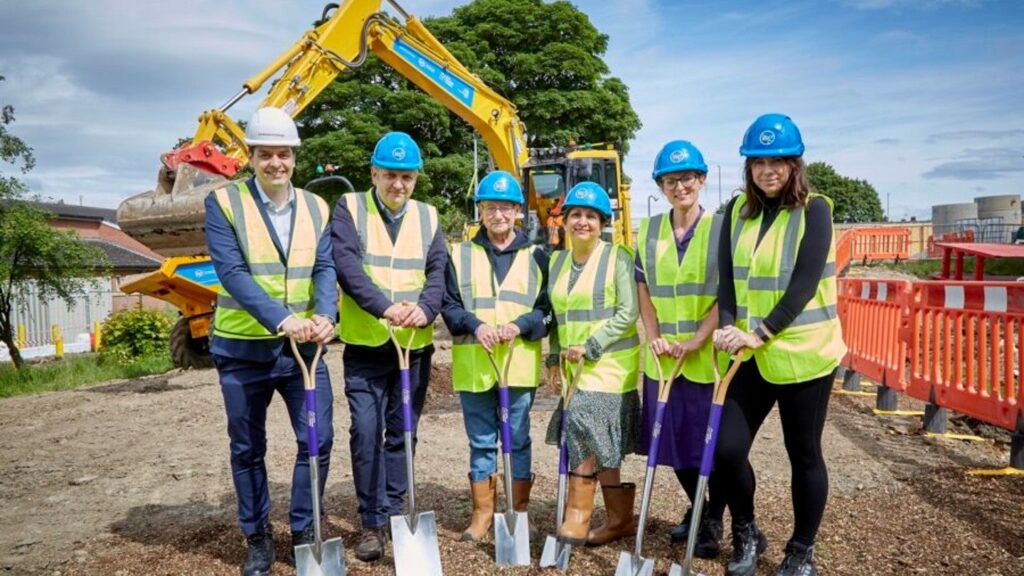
[117,163,228,257]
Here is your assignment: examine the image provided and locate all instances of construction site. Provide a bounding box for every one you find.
[1,1,1022,576]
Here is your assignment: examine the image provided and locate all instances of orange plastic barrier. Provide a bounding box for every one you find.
[838,278,912,391]
[850,227,911,262]
[836,227,911,274]
[904,281,1024,431]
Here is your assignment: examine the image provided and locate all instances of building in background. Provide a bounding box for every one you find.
[1,201,164,363]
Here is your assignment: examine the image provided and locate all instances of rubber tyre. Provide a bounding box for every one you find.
[170,316,213,370]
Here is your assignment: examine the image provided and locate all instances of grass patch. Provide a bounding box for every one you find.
[879,257,1024,279]
[0,352,173,398]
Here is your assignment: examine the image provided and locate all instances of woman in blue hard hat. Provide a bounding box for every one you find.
[712,114,846,576]
[545,181,641,547]
[635,140,728,559]
[441,170,552,542]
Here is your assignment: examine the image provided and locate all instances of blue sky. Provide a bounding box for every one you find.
[0,0,1022,223]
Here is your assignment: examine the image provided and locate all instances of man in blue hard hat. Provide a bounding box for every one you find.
[330,131,447,562]
[441,170,552,541]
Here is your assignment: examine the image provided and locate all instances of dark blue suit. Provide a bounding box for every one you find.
[205,178,338,537]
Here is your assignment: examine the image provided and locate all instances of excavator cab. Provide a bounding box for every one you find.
[524,144,632,250]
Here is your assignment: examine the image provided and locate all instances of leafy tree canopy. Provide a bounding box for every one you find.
[294,0,641,230]
[806,161,884,223]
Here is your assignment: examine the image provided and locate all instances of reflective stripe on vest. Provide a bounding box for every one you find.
[450,241,542,392]
[638,211,726,383]
[729,193,847,384]
[338,191,439,349]
[212,182,327,340]
[549,241,640,393]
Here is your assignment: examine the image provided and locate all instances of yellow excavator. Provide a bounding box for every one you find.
[117,0,632,368]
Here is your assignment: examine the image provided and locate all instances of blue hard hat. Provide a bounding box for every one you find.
[475,170,524,204]
[740,113,804,157]
[562,181,612,219]
[371,131,423,170]
[652,140,708,180]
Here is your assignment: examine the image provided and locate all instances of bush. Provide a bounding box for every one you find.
[99,307,173,365]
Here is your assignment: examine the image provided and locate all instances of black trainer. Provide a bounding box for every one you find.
[775,541,817,576]
[354,526,387,562]
[726,520,767,576]
[669,506,694,542]
[695,516,724,559]
[242,530,274,576]
[287,525,316,565]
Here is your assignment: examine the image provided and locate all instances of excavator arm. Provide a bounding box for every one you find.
[115,0,624,369]
[118,0,527,256]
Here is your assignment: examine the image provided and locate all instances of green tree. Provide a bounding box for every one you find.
[0,76,108,369]
[806,161,884,223]
[294,0,641,232]
[1,75,35,201]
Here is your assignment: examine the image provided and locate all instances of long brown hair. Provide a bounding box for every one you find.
[740,157,810,219]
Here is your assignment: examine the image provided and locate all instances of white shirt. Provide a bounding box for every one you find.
[254,179,294,254]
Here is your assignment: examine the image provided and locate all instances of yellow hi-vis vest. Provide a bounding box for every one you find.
[549,241,640,393]
[338,191,439,349]
[729,193,847,384]
[450,241,542,392]
[211,181,328,340]
[638,211,727,384]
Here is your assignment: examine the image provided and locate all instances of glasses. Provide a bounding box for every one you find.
[661,174,701,189]
[481,204,518,216]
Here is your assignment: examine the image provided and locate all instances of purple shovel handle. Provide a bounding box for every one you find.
[646,401,668,470]
[498,385,513,456]
[401,368,414,433]
[699,403,724,477]
[304,388,319,460]
[557,402,569,475]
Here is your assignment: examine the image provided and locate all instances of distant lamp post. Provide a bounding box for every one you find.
[647,194,660,217]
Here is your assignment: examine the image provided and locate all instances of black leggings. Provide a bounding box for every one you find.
[674,468,728,521]
[713,360,834,546]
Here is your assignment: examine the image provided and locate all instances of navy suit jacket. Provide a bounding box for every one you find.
[206,177,338,360]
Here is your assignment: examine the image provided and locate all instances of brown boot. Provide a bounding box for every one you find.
[557,473,597,545]
[460,474,497,542]
[512,474,538,540]
[586,482,636,547]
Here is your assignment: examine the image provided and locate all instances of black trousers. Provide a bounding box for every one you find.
[713,359,834,546]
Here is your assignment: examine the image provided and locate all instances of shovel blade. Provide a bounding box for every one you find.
[668,562,707,576]
[295,537,346,576]
[615,551,654,576]
[539,535,571,570]
[493,511,531,566]
[390,511,443,576]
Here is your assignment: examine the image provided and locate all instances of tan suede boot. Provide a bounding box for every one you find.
[586,482,636,547]
[556,473,597,545]
[512,474,538,540]
[460,474,497,542]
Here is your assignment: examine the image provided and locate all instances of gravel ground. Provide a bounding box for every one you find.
[0,338,1021,576]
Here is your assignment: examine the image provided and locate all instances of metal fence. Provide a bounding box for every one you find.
[9,279,114,347]
[933,219,1023,244]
